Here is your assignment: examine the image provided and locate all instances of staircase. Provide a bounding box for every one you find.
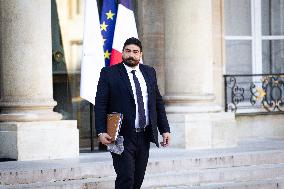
[1,139,284,189]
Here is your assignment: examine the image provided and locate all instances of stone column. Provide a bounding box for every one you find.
[0,0,61,122]
[0,0,79,160]
[164,0,219,112]
[136,0,165,95]
[164,0,236,149]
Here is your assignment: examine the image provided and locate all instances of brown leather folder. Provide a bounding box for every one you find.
[107,113,123,142]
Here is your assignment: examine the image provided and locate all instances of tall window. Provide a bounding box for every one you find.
[225,0,284,74]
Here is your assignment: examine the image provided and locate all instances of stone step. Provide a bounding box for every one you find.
[142,163,284,188]
[3,161,284,189]
[0,178,284,189]
[2,139,284,188]
[153,177,284,189]
[147,149,284,174]
[0,176,115,189]
[1,148,284,186]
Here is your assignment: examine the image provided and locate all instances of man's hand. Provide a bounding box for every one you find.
[98,133,112,145]
[160,132,170,147]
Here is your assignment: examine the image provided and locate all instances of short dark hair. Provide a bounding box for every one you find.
[122,37,143,52]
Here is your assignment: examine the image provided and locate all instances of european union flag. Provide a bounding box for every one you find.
[100,0,118,67]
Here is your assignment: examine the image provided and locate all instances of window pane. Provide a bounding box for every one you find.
[262,40,284,73]
[226,41,252,74]
[262,0,284,35]
[225,0,251,36]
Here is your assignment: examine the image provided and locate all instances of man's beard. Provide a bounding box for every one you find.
[123,57,139,67]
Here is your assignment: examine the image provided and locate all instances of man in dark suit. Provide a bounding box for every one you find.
[95,37,171,189]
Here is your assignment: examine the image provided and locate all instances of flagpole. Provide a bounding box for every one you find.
[80,0,105,152]
[90,103,94,151]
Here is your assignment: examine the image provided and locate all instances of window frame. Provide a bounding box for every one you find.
[224,0,284,74]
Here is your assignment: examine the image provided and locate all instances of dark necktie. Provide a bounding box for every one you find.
[131,70,146,129]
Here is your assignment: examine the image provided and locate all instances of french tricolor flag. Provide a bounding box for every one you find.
[110,0,139,66]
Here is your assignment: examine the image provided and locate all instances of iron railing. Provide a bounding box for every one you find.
[224,74,284,113]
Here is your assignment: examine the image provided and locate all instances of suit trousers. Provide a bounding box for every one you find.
[111,129,150,189]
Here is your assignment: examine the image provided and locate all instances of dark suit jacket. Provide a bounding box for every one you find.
[94,62,170,147]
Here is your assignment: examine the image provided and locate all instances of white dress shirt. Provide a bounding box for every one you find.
[124,63,149,128]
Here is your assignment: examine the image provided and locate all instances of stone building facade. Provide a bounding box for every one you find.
[1,0,284,160]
